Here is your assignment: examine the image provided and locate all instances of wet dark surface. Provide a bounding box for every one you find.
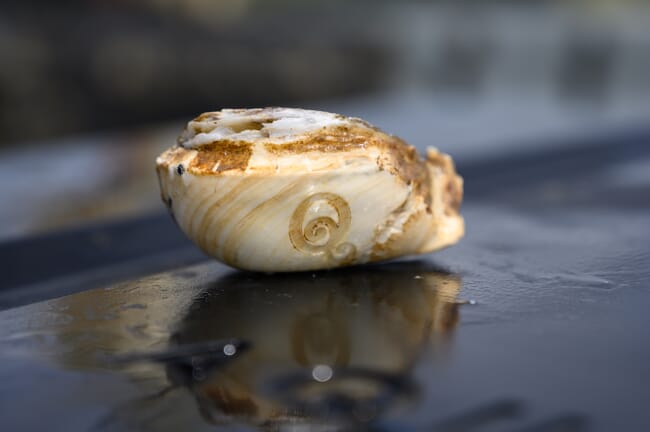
[0,134,649,431]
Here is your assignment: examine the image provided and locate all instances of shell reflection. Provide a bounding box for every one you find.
[168,263,461,427]
[0,261,462,430]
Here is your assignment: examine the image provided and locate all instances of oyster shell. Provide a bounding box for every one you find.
[156,108,463,272]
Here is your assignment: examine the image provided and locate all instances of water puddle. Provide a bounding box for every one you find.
[0,261,464,431]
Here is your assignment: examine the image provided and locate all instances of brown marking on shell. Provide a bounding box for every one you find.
[426,148,463,216]
[264,125,369,155]
[264,124,433,212]
[264,138,364,155]
[369,207,429,261]
[194,178,264,254]
[189,141,253,174]
[445,177,463,215]
[221,181,306,267]
[376,135,433,212]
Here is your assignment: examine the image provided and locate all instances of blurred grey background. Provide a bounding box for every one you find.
[1,0,650,240]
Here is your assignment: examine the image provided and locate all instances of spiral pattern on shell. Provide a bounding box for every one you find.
[156,108,464,271]
[289,193,357,264]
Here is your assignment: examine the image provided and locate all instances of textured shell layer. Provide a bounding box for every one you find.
[156,108,464,272]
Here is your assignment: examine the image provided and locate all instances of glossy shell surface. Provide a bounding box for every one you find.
[156,108,464,272]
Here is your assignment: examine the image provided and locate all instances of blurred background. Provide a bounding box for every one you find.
[1,0,650,240]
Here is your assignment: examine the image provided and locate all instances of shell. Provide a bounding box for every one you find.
[156,108,464,272]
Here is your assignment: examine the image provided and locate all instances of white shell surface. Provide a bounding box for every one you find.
[180,107,349,146]
[157,108,464,272]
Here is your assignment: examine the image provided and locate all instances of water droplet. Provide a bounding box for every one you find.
[223,343,236,356]
[312,364,333,382]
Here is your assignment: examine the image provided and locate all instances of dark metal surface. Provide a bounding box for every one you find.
[0,213,205,309]
[0,132,649,431]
